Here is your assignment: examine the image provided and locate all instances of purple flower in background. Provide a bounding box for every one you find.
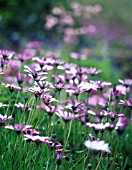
[0,114,13,126]
[70,52,87,60]
[26,41,42,48]
[87,95,107,107]
[87,67,102,76]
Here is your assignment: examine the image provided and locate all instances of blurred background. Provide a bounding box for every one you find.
[0,0,132,80]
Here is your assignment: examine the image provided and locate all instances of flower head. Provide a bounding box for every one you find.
[0,114,13,126]
[118,99,132,110]
[0,49,15,60]
[84,140,110,153]
[5,124,32,134]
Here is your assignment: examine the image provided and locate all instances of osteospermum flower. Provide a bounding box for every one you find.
[90,80,112,91]
[22,129,41,135]
[65,98,86,113]
[88,109,108,119]
[0,49,15,60]
[84,140,110,153]
[2,83,22,93]
[118,79,132,87]
[87,67,102,76]
[89,134,100,141]
[41,95,59,105]
[5,124,32,134]
[55,110,75,123]
[70,52,87,60]
[24,65,47,81]
[55,149,69,163]
[37,103,57,117]
[85,122,109,133]
[0,114,13,126]
[25,86,50,98]
[24,134,52,144]
[78,82,98,92]
[87,95,107,107]
[51,83,66,91]
[16,73,26,86]
[108,112,124,122]
[118,99,132,110]
[0,103,8,107]
[115,117,130,135]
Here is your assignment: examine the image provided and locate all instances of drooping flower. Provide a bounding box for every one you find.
[115,117,130,135]
[84,140,110,153]
[16,73,26,86]
[55,149,69,163]
[0,114,13,126]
